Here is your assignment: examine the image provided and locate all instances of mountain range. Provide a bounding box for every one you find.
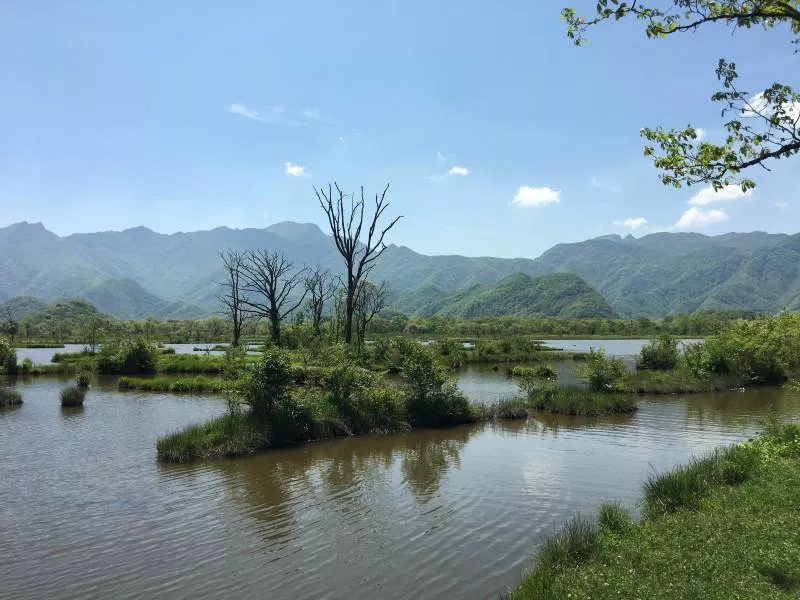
[1,221,798,319]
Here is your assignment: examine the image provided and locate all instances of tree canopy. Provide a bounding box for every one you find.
[563,0,800,191]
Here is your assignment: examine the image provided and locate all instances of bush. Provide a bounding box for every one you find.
[76,370,91,388]
[98,337,158,374]
[221,345,248,380]
[399,340,475,427]
[0,337,17,374]
[637,334,679,370]
[60,386,86,407]
[512,365,557,396]
[21,358,33,374]
[582,348,628,391]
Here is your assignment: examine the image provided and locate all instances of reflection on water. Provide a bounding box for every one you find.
[1,373,799,599]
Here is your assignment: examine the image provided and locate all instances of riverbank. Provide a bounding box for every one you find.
[510,422,800,599]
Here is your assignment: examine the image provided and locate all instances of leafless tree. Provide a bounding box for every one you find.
[355,280,387,347]
[240,250,307,346]
[314,182,401,343]
[304,267,337,338]
[1,307,18,345]
[218,250,249,347]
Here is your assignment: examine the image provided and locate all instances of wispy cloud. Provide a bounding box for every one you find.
[776,201,789,210]
[688,184,752,206]
[695,127,707,141]
[427,164,470,182]
[674,206,728,229]
[591,177,622,193]
[285,162,310,177]
[613,217,648,229]
[338,136,345,144]
[228,103,331,127]
[513,186,561,208]
[437,151,447,162]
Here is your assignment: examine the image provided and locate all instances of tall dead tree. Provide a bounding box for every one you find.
[240,250,307,346]
[218,250,249,347]
[314,183,401,344]
[304,267,336,338]
[355,280,387,347]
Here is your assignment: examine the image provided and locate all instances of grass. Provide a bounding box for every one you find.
[528,386,637,416]
[624,368,747,394]
[156,353,258,374]
[157,412,269,462]
[118,375,237,393]
[510,423,800,599]
[483,397,532,420]
[0,388,22,407]
[60,386,86,407]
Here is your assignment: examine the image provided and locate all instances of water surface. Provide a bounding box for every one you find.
[1,371,798,599]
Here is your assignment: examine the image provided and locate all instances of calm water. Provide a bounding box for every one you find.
[14,342,261,365]
[2,370,799,599]
[541,338,703,356]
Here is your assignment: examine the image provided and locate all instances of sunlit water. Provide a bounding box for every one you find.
[2,361,799,599]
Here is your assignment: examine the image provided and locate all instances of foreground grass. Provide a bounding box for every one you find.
[0,388,22,407]
[510,423,800,600]
[118,376,237,393]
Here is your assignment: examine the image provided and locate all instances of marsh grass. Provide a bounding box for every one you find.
[76,370,91,388]
[529,386,636,416]
[625,369,746,394]
[484,397,531,420]
[60,386,86,407]
[157,412,268,462]
[0,388,22,407]
[597,502,632,535]
[118,376,236,393]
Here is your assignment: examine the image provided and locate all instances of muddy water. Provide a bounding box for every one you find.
[1,373,798,599]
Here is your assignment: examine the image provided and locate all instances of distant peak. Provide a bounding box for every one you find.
[265,221,327,241]
[593,234,623,242]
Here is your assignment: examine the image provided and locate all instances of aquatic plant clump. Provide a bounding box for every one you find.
[0,388,22,407]
[60,386,86,407]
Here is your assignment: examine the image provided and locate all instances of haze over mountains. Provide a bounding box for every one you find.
[1,221,799,319]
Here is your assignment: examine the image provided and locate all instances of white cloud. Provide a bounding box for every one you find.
[776,201,789,210]
[742,92,800,125]
[674,207,728,229]
[228,103,263,121]
[285,162,309,177]
[687,184,752,206]
[613,217,648,229]
[228,103,331,127]
[695,127,707,141]
[437,151,447,162]
[338,136,345,144]
[448,166,469,176]
[513,186,561,207]
[591,177,622,193]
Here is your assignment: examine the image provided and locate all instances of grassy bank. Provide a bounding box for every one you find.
[528,387,636,416]
[623,369,747,394]
[118,376,236,393]
[510,423,800,599]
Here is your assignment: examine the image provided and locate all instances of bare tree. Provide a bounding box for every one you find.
[355,280,387,347]
[218,250,249,347]
[240,250,307,346]
[304,267,337,338]
[1,307,18,345]
[314,183,402,344]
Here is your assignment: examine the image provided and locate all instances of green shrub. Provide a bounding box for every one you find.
[582,348,628,391]
[512,365,557,396]
[221,345,248,380]
[0,337,17,374]
[399,340,475,427]
[76,370,91,388]
[637,334,679,370]
[21,358,33,374]
[529,386,636,416]
[98,337,158,374]
[60,386,86,407]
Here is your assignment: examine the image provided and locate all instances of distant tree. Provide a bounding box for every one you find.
[240,250,307,346]
[304,267,337,338]
[218,250,249,347]
[315,183,402,344]
[1,307,18,345]
[355,280,387,346]
[563,0,800,190]
[80,315,105,352]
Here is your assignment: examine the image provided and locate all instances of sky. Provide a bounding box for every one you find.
[1,0,797,258]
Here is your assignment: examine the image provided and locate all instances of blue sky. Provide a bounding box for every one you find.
[1,1,796,258]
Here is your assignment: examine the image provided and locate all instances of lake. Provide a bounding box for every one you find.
[2,366,798,599]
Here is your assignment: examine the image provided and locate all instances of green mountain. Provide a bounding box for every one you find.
[394,273,616,319]
[1,221,799,318]
[22,299,103,336]
[0,296,47,321]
